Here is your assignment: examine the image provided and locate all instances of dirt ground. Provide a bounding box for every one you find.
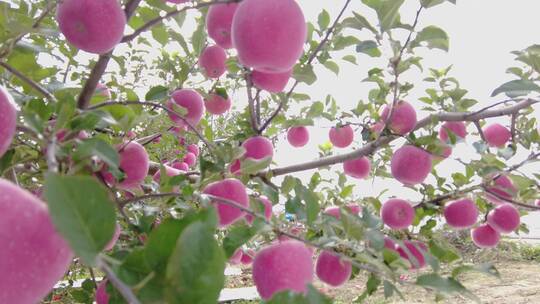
[227,260,540,304]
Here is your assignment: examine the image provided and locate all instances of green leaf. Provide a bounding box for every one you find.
[44,174,116,265]
[240,156,272,175]
[490,79,540,97]
[191,19,207,56]
[323,60,340,75]
[223,222,259,258]
[267,285,331,304]
[73,138,120,174]
[342,54,357,64]
[356,40,382,57]
[145,85,169,101]
[317,9,330,30]
[293,64,317,85]
[151,25,168,45]
[451,263,500,279]
[416,274,479,302]
[165,219,225,304]
[342,12,378,34]
[421,0,455,8]
[412,25,449,51]
[362,0,405,32]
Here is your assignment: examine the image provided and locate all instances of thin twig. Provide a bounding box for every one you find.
[482,187,540,210]
[87,100,215,151]
[97,257,141,304]
[473,120,490,153]
[0,61,56,101]
[121,0,242,43]
[258,0,352,133]
[245,72,259,133]
[510,113,517,144]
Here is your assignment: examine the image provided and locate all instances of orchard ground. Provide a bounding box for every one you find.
[225,239,540,304]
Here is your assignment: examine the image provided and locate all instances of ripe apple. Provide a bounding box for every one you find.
[443,198,478,229]
[287,126,309,148]
[167,89,205,127]
[251,69,292,93]
[483,123,511,147]
[439,121,467,143]
[391,145,432,185]
[57,0,126,54]
[324,203,362,220]
[202,178,249,227]
[231,136,274,174]
[486,203,520,234]
[380,100,417,135]
[204,92,231,115]
[0,179,73,304]
[252,240,313,300]
[102,141,149,190]
[380,198,414,230]
[206,2,238,49]
[246,196,273,224]
[329,125,354,148]
[485,174,517,204]
[0,86,17,158]
[343,156,371,179]
[315,250,351,287]
[232,0,306,73]
[471,223,500,248]
[199,45,227,78]
[396,240,426,269]
[95,280,109,304]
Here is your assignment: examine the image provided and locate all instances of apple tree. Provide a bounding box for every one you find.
[0,0,539,303]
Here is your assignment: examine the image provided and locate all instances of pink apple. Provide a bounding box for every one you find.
[444,198,478,229]
[0,86,17,158]
[329,125,354,148]
[229,248,243,265]
[231,136,274,174]
[485,174,517,204]
[0,179,73,304]
[204,92,231,115]
[439,121,467,143]
[203,178,249,227]
[380,100,417,135]
[471,223,500,248]
[316,250,352,287]
[483,123,511,147]
[252,240,313,300]
[287,126,309,148]
[57,0,126,54]
[183,152,197,167]
[95,280,109,304]
[391,145,432,185]
[384,236,398,252]
[380,198,414,230]
[171,161,189,171]
[232,0,306,73]
[102,141,149,190]
[152,165,183,183]
[187,144,200,157]
[241,249,255,265]
[167,89,205,127]
[251,69,292,93]
[103,222,121,251]
[324,204,362,220]
[487,203,520,234]
[206,2,238,49]
[199,45,227,78]
[396,240,426,269]
[246,196,273,224]
[343,156,371,179]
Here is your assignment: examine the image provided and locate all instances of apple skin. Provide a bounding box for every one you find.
[202,178,250,227]
[380,100,417,135]
[287,126,309,148]
[245,196,273,224]
[95,280,110,304]
[199,45,228,78]
[486,203,520,234]
[380,198,414,230]
[483,123,511,147]
[443,198,478,229]
[231,0,306,73]
[102,141,150,190]
[0,86,17,158]
[231,136,274,174]
[315,250,352,287]
[439,121,467,142]
[329,125,354,148]
[204,93,231,115]
[187,144,200,157]
[251,69,292,93]
[57,0,126,54]
[0,179,73,304]
[343,156,371,179]
[391,145,432,185]
[485,174,517,204]
[252,240,314,300]
[471,223,500,248]
[167,89,205,127]
[323,204,362,220]
[396,240,427,269]
[206,2,239,49]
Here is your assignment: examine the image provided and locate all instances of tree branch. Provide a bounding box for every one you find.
[0,61,56,101]
[76,0,143,109]
[121,0,242,43]
[264,98,539,177]
[257,0,352,133]
[97,257,141,304]
[244,72,259,133]
[87,100,215,152]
